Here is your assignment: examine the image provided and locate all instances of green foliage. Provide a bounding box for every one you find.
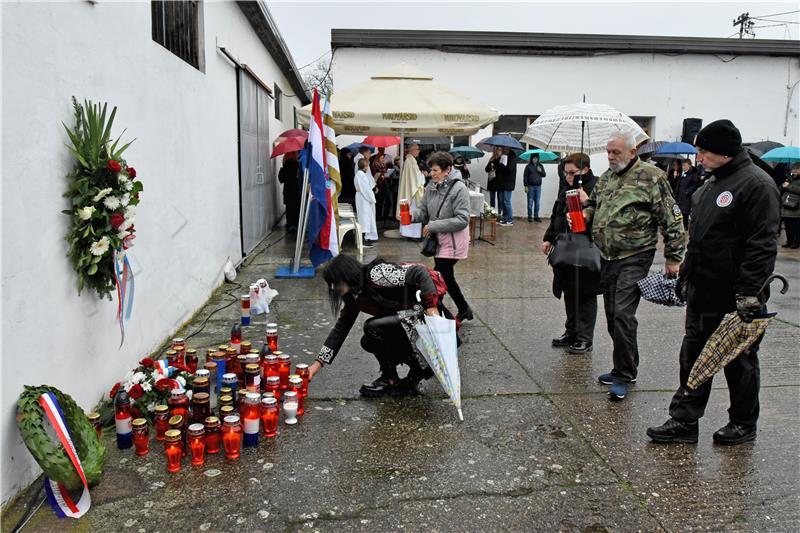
[16,385,106,490]
[62,98,142,299]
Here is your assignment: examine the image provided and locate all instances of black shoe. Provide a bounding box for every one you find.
[646,418,699,444]
[391,376,421,397]
[713,423,756,445]
[782,242,793,248]
[567,341,593,354]
[551,333,574,347]
[457,308,474,321]
[534,217,542,223]
[527,218,533,223]
[359,376,398,397]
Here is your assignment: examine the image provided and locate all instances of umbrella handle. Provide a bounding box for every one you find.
[758,273,789,297]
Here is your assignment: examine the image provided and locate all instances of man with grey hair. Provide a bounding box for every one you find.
[581,130,686,400]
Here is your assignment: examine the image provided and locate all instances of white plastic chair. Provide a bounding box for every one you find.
[338,218,364,256]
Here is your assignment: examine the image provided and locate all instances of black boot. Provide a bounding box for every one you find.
[359,375,398,398]
[457,308,474,321]
[567,341,593,354]
[713,423,756,445]
[646,418,699,444]
[551,332,574,347]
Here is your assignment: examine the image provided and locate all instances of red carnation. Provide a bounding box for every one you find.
[109,382,121,399]
[110,213,125,229]
[129,384,144,400]
[130,406,143,419]
[127,166,137,178]
[107,160,121,172]
[139,357,154,368]
[155,378,179,393]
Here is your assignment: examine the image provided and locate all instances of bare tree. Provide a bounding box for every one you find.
[302,57,333,96]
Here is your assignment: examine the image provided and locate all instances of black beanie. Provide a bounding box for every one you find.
[694,119,742,157]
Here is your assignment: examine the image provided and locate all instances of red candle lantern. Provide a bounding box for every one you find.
[87,412,103,440]
[399,199,412,225]
[565,189,587,233]
[163,429,182,473]
[242,393,261,448]
[219,405,235,421]
[225,348,240,384]
[295,363,310,399]
[266,323,278,352]
[236,354,248,387]
[168,389,190,422]
[185,348,198,374]
[222,415,242,459]
[169,415,187,457]
[288,375,305,417]
[165,349,178,367]
[260,397,279,438]
[245,364,261,394]
[171,337,186,365]
[264,355,279,380]
[277,354,291,391]
[192,392,211,424]
[203,416,222,454]
[153,405,170,441]
[187,423,206,466]
[265,376,281,402]
[230,323,242,354]
[132,418,149,456]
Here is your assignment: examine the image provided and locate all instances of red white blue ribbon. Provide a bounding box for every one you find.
[113,249,135,347]
[38,392,91,518]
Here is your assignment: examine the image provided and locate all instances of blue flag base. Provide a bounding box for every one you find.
[275,265,316,279]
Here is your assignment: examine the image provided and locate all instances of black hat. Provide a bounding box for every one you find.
[694,119,742,157]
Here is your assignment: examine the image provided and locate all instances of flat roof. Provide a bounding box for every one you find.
[332,29,800,58]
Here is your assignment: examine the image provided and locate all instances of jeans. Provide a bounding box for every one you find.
[600,250,656,383]
[501,190,514,222]
[526,185,541,220]
[433,257,470,315]
[489,190,504,218]
[669,288,761,428]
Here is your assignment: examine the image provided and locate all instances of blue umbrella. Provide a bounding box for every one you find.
[761,146,800,163]
[519,149,559,162]
[655,142,697,155]
[449,146,484,160]
[477,135,524,152]
[344,142,375,153]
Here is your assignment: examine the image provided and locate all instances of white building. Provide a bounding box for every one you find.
[1,1,307,503]
[331,29,800,216]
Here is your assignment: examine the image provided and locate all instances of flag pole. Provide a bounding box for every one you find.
[291,163,311,274]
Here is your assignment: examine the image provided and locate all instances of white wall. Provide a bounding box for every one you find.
[332,47,800,216]
[0,1,302,504]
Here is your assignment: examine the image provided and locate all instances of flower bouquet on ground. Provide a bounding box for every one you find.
[482,202,498,220]
[102,358,194,422]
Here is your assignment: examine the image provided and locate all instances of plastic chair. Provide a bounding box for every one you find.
[338,219,364,256]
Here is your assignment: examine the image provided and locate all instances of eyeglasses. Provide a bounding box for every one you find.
[564,170,583,176]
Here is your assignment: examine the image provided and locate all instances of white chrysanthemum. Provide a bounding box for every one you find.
[124,205,136,218]
[146,401,155,412]
[92,188,113,202]
[142,383,152,393]
[77,206,95,220]
[132,371,146,384]
[89,236,110,256]
[103,196,121,210]
[118,175,129,185]
[120,193,130,207]
[176,375,186,388]
[124,180,134,191]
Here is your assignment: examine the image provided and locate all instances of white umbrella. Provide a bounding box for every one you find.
[521,102,648,155]
[296,63,499,136]
[414,314,463,421]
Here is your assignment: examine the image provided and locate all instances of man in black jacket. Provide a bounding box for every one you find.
[673,159,701,229]
[647,120,780,445]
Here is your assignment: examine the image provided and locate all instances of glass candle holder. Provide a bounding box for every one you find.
[204,362,219,408]
[288,376,305,417]
[193,377,210,396]
[210,352,226,392]
[219,405,235,421]
[168,389,190,422]
[241,341,253,355]
[114,390,133,450]
[222,415,242,459]
[187,423,206,466]
[185,348,199,374]
[132,418,149,456]
[295,363,310,399]
[204,416,221,454]
[265,376,281,402]
[277,354,291,391]
[241,295,251,326]
[87,412,103,440]
[283,391,299,425]
[218,394,234,410]
[242,393,261,448]
[236,354,248,387]
[266,324,278,352]
[192,392,211,424]
[165,349,178,367]
[164,429,182,473]
[264,355,279,379]
[225,348,240,381]
[245,364,261,394]
[260,397,279,438]
[168,415,187,457]
[221,373,238,403]
[154,405,170,441]
[171,338,186,365]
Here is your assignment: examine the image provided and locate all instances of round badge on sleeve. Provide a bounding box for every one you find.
[716,191,733,207]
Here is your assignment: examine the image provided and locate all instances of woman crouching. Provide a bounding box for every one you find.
[306,255,442,397]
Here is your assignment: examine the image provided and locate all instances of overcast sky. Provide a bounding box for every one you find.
[268,1,800,70]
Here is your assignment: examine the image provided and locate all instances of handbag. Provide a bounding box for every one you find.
[420,181,455,257]
[783,192,800,209]
[548,232,601,273]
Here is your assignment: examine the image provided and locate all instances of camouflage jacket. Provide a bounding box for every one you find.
[584,158,686,262]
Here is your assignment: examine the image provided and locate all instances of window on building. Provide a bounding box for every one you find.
[452,136,470,147]
[630,116,656,140]
[494,115,540,162]
[151,1,203,70]
[274,84,283,121]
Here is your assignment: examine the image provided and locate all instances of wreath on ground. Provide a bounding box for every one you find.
[62,97,142,299]
[16,385,106,490]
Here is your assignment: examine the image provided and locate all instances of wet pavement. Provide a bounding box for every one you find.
[4,221,799,532]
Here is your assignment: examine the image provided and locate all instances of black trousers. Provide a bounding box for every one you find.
[361,315,424,379]
[563,286,598,344]
[784,217,800,246]
[285,197,300,230]
[433,257,470,315]
[600,250,655,383]
[669,299,761,428]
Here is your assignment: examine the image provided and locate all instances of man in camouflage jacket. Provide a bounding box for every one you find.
[582,131,686,400]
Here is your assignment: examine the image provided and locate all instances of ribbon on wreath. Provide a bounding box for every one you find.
[113,248,135,347]
[38,392,91,518]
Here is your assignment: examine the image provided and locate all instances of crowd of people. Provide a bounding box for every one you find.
[277,120,791,446]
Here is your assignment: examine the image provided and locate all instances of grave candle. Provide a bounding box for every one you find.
[187,423,205,466]
[242,393,260,448]
[153,405,170,441]
[203,416,221,454]
[277,354,291,391]
[283,391,299,425]
[260,397,279,438]
[288,375,305,417]
[222,415,242,459]
[163,429,182,473]
[266,323,278,352]
[132,418,149,456]
[114,389,133,449]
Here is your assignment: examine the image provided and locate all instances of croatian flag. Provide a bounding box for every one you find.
[306,89,339,267]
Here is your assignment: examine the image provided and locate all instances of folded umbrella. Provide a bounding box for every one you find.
[637,272,685,307]
[414,314,463,421]
[687,274,789,390]
[519,149,559,162]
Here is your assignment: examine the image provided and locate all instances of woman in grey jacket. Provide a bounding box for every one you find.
[412,151,474,321]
